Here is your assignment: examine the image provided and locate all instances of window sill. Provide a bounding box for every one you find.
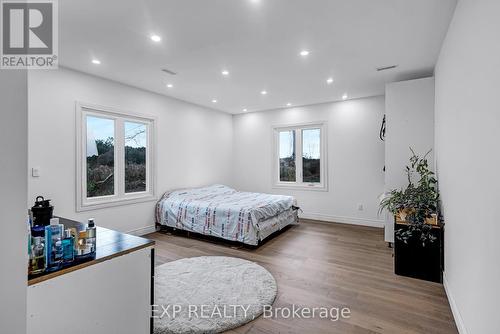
[272,184,328,192]
[77,194,157,212]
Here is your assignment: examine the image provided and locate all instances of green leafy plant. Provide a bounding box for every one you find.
[379,148,439,246]
[379,188,409,215]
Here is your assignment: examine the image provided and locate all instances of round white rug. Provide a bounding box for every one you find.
[154,256,277,334]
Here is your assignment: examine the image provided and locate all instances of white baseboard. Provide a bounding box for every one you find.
[443,272,468,334]
[126,224,157,236]
[300,212,384,228]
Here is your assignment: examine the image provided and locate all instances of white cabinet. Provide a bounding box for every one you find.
[27,246,153,334]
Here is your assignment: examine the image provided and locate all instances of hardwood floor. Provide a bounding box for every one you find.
[146,219,458,334]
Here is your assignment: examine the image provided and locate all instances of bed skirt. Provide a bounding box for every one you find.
[257,208,299,242]
[157,208,298,246]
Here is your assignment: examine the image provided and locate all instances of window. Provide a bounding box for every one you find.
[279,130,296,182]
[77,103,156,211]
[273,122,327,190]
[124,121,147,194]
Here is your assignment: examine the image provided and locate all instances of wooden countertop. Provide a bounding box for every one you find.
[28,217,155,286]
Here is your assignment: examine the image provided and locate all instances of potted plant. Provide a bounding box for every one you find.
[379,148,443,282]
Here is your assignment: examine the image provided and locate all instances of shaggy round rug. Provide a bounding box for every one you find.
[154,256,277,334]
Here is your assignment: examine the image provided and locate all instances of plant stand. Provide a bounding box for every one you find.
[394,220,444,283]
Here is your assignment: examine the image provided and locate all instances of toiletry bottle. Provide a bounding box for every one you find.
[45,218,64,271]
[28,209,34,227]
[30,237,46,275]
[86,218,97,254]
[62,229,75,265]
[76,230,89,259]
[31,225,45,238]
[69,227,78,254]
[27,214,32,275]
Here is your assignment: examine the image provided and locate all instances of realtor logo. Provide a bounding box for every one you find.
[1,0,58,69]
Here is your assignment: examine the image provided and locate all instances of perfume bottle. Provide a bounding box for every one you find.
[86,218,97,254]
[62,229,75,265]
[45,218,64,271]
[31,237,46,275]
[76,230,92,259]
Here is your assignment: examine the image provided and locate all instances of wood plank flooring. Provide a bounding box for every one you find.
[145,219,458,334]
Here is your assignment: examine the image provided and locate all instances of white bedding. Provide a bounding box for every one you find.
[155,184,298,245]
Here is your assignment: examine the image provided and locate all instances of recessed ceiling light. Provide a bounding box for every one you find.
[326,77,334,84]
[150,35,161,42]
[212,99,218,103]
[243,108,248,112]
[342,93,348,100]
[221,70,229,76]
[91,59,101,65]
[300,50,310,57]
[166,84,173,88]
[286,103,292,106]
[261,90,267,95]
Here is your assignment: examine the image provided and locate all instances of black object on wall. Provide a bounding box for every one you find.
[379,114,386,141]
[394,221,444,283]
[380,114,386,172]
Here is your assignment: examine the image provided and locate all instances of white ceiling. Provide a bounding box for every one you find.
[59,0,457,114]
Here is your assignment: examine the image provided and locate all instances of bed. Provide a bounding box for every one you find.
[155,184,298,245]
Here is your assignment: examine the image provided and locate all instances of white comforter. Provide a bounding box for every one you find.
[156,184,296,245]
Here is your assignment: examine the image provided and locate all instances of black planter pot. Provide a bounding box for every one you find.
[394,221,444,283]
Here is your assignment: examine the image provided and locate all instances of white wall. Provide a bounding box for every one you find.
[0,71,28,334]
[435,1,500,333]
[384,77,435,241]
[232,96,385,226]
[28,68,233,233]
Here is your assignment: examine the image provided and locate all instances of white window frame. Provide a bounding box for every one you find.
[76,102,157,211]
[272,121,328,191]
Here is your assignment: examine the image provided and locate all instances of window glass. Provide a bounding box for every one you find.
[86,116,115,198]
[124,122,147,193]
[279,130,296,182]
[302,128,321,183]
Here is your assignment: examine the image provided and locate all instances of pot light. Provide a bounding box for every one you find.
[342,93,348,100]
[212,99,218,103]
[299,50,310,57]
[166,84,173,88]
[243,108,248,112]
[221,70,229,76]
[286,103,292,107]
[261,90,267,95]
[91,59,101,65]
[150,35,161,42]
[326,77,334,84]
